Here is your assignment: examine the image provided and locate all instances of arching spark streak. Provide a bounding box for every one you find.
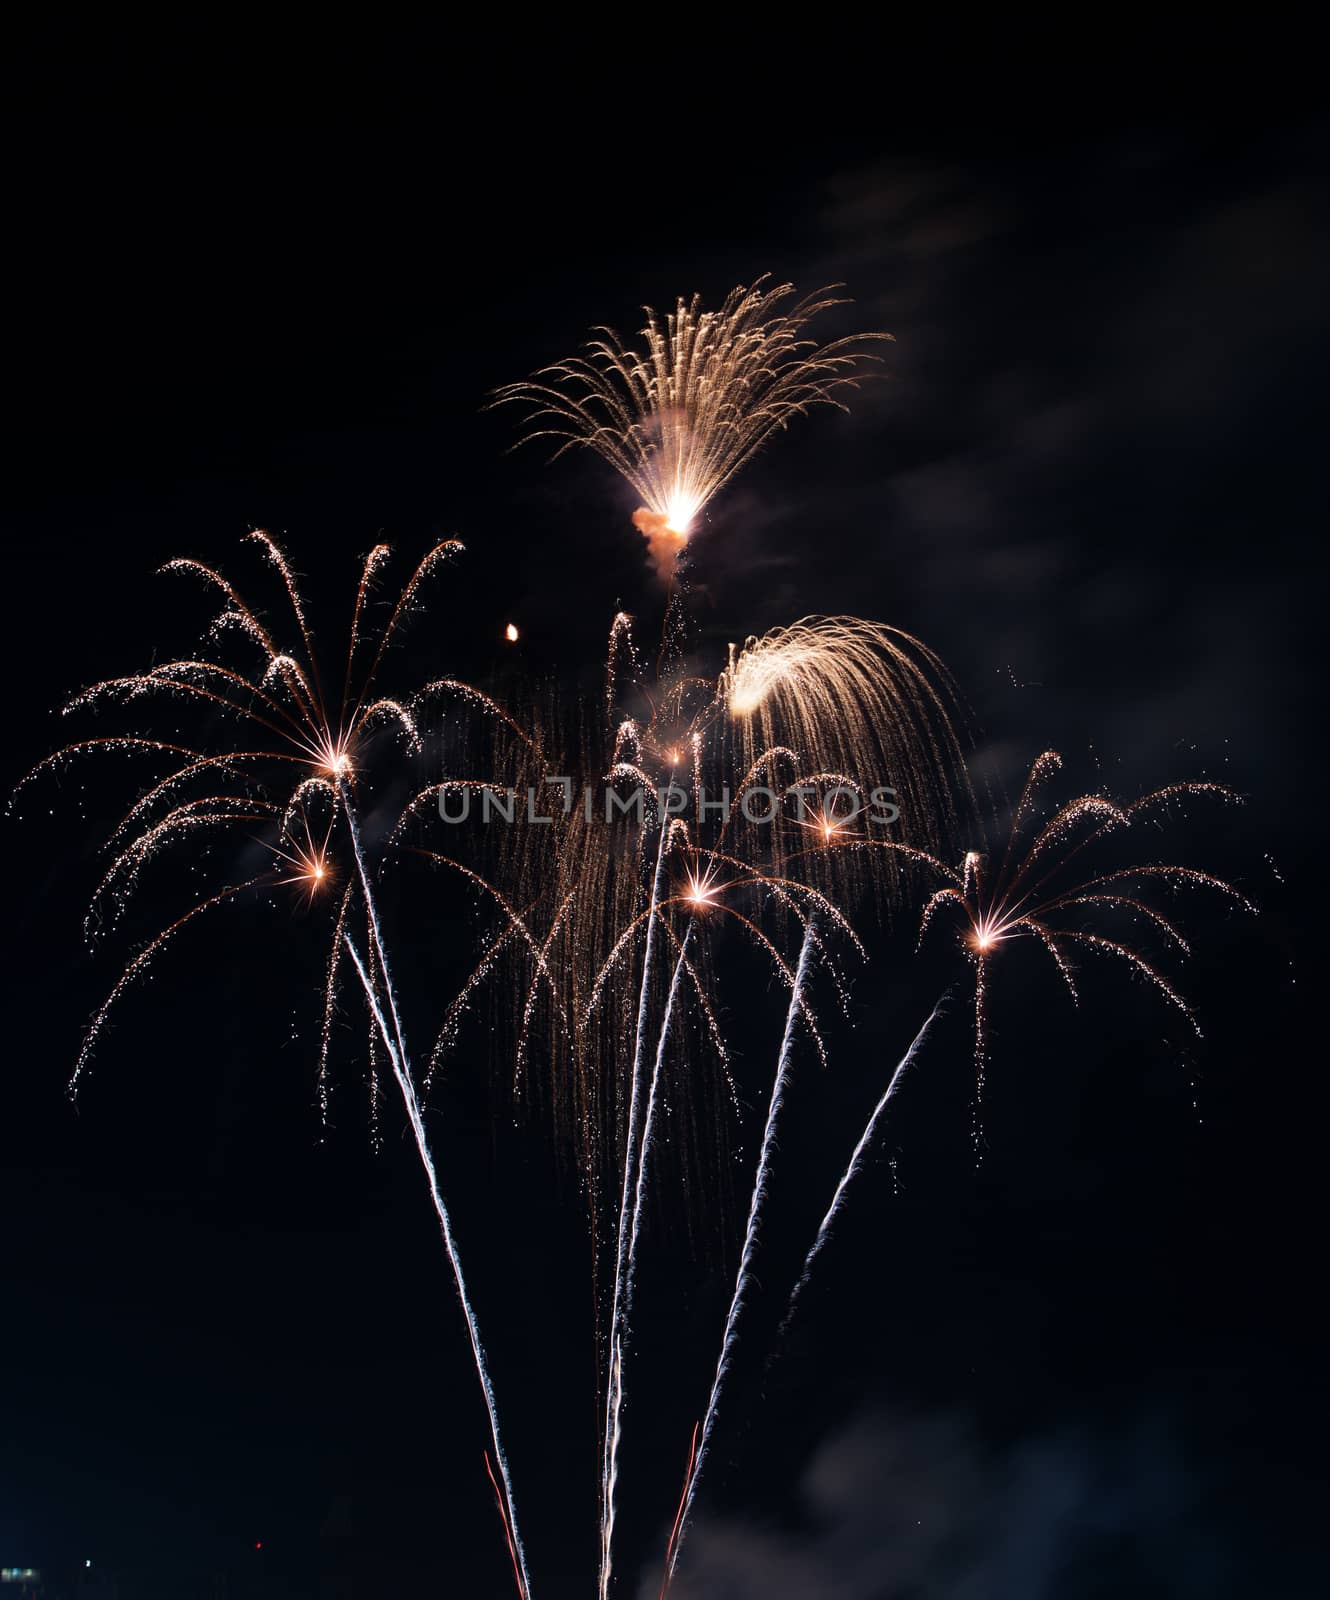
[777,996,947,1343]
[71,876,269,1094]
[669,920,819,1577]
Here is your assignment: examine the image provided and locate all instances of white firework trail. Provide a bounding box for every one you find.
[599,818,672,1599]
[627,923,695,1281]
[668,919,818,1579]
[776,994,947,1345]
[340,792,533,1600]
[598,921,697,1580]
[601,925,694,1600]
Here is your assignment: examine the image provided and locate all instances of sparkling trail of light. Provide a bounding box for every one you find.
[486,1450,528,1600]
[776,996,947,1345]
[599,819,672,1600]
[342,931,532,1600]
[668,919,818,1579]
[318,882,357,1122]
[628,923,695,1281]
[595,934,697,1593]
[660,1422,700,1600]
[71,876,270,1094]
[601,924,696,1596]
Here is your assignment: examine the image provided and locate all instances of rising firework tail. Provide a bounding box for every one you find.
[667,919,820,1581]
[660,1422,701,1599]
[342,930,531,1600]
[598,817,673,1599]
[776,994,949,1348]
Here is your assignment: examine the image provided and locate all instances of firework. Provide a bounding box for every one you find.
[658,754,1252,1588]
[17,533,534,1598]
[389,593,972,1594]
[594,837,845,1598]
[415,603,936,1217]
[777,996,947,1344]
[14,212,1270,1600]
[50,536,454,1093]
[723,615,972,893]
[600,915,697,1600]
[397,599,931,1594]
[342,925,531,1598]
[805,750,1255,1151]
[18,531,1259,1600]
[599,817,676,1600]
[494,279,889,576]
[667,920,820,1580]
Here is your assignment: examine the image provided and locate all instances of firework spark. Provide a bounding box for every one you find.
[494,279,889,576]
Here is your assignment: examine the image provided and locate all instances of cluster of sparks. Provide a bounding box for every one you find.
[17,531,468,1097]
[898,750,1252,1137]
[495,279,889,577]
[14,280,1259,1599]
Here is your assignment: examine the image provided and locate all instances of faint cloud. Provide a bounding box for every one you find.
[663,1406,1239,1599]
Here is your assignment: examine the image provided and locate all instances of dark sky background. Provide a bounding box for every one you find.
[3,27,1326,1599]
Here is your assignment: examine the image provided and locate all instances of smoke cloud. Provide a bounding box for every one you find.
[633,507,688,580]
[660,1406,1260,1598]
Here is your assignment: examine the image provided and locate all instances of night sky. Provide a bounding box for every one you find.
[3,28,1326,1599]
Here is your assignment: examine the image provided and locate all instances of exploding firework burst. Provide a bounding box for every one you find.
[15,531,464,1095]
[15,532,538,1597]
[816,750,1257,1150]
[723,614,972,895]
[494,279,889,576]
[406,598,970,1207]
[384,594,970,1596]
